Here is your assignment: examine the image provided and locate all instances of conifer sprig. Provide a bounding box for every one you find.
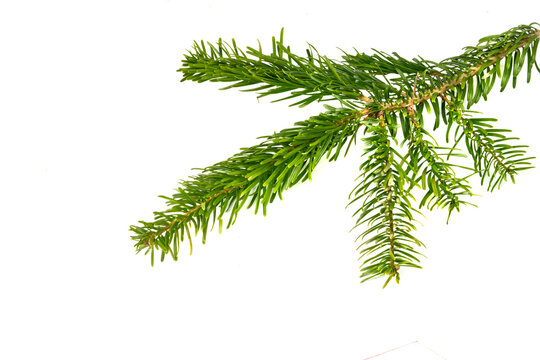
[349,116,424,286]
[130,106,363,263]
[131,24,539,286]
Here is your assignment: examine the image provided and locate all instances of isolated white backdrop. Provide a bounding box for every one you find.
[1,1,539,359]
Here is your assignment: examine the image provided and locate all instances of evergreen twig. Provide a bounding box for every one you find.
[130,24,539,286]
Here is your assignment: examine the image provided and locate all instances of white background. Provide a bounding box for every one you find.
[1,1,539,359]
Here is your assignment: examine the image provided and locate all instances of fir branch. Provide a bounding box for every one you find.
[349,115,424,286]
[407,123,475,218]
[377,25,540,113]
[456,115,533,191]
[179,30,390,108]
[436,94,534,191]
[131,23,540,286]
[131,106,363,259]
